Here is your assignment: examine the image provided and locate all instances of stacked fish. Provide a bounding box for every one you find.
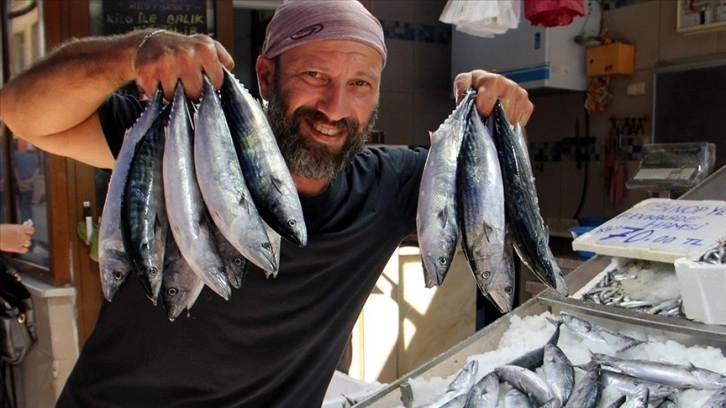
[407,313,726,408]
[97,69,306,321]
[417,89,568,314]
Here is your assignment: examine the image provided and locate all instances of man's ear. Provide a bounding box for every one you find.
[256,56,274,101]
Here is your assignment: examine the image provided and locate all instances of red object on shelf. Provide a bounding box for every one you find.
[524,0,586,27]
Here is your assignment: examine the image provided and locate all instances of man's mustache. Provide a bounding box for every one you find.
[292,106,360,137]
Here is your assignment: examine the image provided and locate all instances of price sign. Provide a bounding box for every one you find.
[572,198,726,263]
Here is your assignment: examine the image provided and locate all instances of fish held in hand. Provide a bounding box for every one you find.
[194,75,277,274]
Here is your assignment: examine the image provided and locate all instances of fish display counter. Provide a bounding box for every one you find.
[353,167,726,408]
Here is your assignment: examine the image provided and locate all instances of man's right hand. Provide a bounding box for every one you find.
[133,31,234,101]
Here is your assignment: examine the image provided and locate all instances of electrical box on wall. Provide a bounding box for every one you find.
[586,42,635,77]
[450,2,601,92]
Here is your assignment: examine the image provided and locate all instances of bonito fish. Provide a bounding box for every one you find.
[560,313,643,352]
[488,102,568,296]
[164,82,231,300]
[98,89,163,301]
[121,100,170,304]
[417,90,476,287]
[194,75,277,273]
[457,102,508,312]
[592,353,726,390]
[161,235,204,321]
[220,68,307,247]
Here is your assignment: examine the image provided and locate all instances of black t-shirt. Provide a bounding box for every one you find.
[57,94,428,408]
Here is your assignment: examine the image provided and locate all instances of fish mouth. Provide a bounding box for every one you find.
[486,290,514,314]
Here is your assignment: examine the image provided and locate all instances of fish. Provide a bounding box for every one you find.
[417,89,476,288]
[194,74,277,273]
[592,352,726,390]
[261,220,282,279]
[507,319,561,370]
[603,395,626,408]
[457,103,508,311]
[704,387,726,407]
[563,364,601,408]
[503,387,534,408]
[164,81,231,300]
[620,387,649,408]
[600,370,678,401]
[211,225,249,289]
[494,365,558,407]
[98,89,163,301]
[160,235,204,321]
[220,68,307,247]
[427,360,479,408]
[559,312,643,352]
[120,99,170,304]
[462,371,499,408]
[543,342,575,406]
[488,103,568,296]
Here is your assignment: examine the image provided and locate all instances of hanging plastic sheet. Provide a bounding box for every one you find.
[524,0,586,27]
[439,0,520,38]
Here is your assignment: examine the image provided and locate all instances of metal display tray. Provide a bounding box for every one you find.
[537,255,726,352]
[355,256,726,407]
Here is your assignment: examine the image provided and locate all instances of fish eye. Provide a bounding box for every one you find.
[167,287,178,296]
[262,243,272,250]
[437,257,447,266]
[288,219,296,227]
[149,267,159,277]
[505,286,513,294]
[234,257,244,266]
[482,270,491,279]
[113,271,124,281]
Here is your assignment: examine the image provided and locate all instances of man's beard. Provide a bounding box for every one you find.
[266,77,378,180]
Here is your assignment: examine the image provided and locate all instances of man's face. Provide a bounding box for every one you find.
[264,40,383,180]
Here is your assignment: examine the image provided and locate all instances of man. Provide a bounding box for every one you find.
[0,1,533,406]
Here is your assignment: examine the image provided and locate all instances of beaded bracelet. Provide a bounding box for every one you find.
[137,29,166,51]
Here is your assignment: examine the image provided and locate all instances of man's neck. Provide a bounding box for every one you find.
[291,174,331,197]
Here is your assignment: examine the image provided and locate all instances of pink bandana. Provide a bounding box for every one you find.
[261,0,387,67]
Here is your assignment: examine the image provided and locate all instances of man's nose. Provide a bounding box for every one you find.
[315,83,351,122]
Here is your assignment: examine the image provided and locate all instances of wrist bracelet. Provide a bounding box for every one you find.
[137,29,166,50]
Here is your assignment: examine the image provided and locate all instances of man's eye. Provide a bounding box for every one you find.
[353,80,369,87]
[307,71,320,78]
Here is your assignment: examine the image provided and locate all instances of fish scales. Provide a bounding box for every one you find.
[194,75,277,273]
[164,82,231,300]
[495,365,557,407]
[98,89,163,301]
[120,101,170,304]
[220,68,307,248]
[488,102,568,296]
[457,103,510,312]
[563,366,602,408]
[417,90,476,288]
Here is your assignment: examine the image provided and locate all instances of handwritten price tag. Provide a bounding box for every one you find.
[572,198,726,263]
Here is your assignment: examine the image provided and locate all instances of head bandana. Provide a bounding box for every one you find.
[261,0,387,67]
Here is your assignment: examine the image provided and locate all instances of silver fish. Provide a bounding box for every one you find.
[164,82,231,300]
[489,104,568,296]
[620,388,649,408]
[121,101,169,304]
[603,395,626,408]
[161,235,204,321]
[601,370,678,400]
[495,365,557,407]
[211,225,249,289]
[98,89,163,301]
[463,371,499,408]
[704,387,726,407]
[417,90,476,287]
[560,313,643,352]
[457,104,508,311]
[503,388,534,408]
[544,342,575,406]
[592,353,726,390]
[220,68,307,247]
[563,365,601,408]
[428,360,479,408]
[194,75,277,273]
[261,220,281,279]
